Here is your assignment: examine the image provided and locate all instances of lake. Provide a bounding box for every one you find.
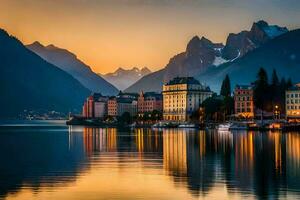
[0,120,299,200]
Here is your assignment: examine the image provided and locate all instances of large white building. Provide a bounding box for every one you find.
[162,77,213,121]
[286,84,300,121]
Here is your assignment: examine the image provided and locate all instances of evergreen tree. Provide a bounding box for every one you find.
[279,78,287,114]
[270,69,280,105]
[254,68,269,122]
[220,74,231,97]
[271,69,279,87]
[287,78,293,89]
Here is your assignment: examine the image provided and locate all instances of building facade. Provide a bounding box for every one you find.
[286,84,300,121]
[234,85,254,118]
[138,92,163,114]
[108,97,138,117]
[108,97,118,117]
[162,77,213,121]
[82,93,108,118]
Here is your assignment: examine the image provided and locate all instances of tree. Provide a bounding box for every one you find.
[270,69,280,106]
[220,74,231,97]
[119,112,131,124]
[222,96,234,118]
[286,78,293,89]
[253,68,269,122]
[201,96,223,121]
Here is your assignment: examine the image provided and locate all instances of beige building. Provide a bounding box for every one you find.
[108,97,137,117]
[286,84,300,121]
[162,77,213,121]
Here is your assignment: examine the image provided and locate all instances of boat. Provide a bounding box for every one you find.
[229,122,249,130]
[178,123,198,129]
[217,123,232,132]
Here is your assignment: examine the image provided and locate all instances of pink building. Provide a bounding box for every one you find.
[234,85,254,119]
[82,93,108,118]
[138,92,163,113]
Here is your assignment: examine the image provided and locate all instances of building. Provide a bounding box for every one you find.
[162,77,213,121]
[138,92,163,114]
[82,93,108,118]
[234,85,254,118]
[108,97,118,117]
[286,84,300,121]
[108,97,138,117]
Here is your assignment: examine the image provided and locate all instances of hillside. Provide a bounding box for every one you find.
[197,29,300,92]
[27,42,118,95]
[125,20,289,93]
[0,29,90,118]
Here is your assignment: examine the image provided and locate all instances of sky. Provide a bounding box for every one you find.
[1,0,300,74]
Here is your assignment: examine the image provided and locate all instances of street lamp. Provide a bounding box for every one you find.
[274,105,280,120]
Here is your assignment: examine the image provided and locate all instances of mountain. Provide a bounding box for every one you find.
[26,42,118,95]
[222,20,288,60]
[0,29,90,118]
[101,67,151,91]
[125,20,288,93]
[197,29,300,92]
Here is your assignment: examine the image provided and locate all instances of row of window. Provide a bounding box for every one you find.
[286,99,300,104]
[235,97,251,101]
[236,108,252,113]
[287,93,300,98]
[287,105,300,110]
[236,91,252,95]
[236,102,251,107]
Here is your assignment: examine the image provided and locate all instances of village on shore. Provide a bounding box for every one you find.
[68,67,300,131]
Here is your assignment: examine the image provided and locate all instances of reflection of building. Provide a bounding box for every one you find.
[163,129,187,176]
[162,77,212,121]
[234,85,254,118]
[83,128,117,154]
[137,92,163,114]
[286,84,300,121]
[82,93,108,118]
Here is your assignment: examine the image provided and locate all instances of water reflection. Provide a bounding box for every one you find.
[0,123,300,199]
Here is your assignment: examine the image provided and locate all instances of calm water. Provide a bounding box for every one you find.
[0,121,300,200]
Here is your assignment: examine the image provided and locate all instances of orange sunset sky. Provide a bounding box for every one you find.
[1,0,300,74]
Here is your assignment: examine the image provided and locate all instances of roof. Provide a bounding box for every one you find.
[235,85,253,90]
[92,93,103,100]
[165,77,200,86]
[144,92,162,100]
[117,98,135,104]
[288,84,300,91]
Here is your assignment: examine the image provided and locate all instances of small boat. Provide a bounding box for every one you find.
[229,122,249,130]
[217,123,232,132]
[178,123,198,129]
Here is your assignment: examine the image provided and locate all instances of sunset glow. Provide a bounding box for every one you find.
[1,0,300,73]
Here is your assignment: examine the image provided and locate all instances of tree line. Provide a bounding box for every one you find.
[200,67,293,121]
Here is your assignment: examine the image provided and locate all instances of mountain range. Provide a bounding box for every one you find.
[197,28,300,91]
[0,29,90,118]
[125,20,291,93]
[100,67,151,91]
[26,42,118,95]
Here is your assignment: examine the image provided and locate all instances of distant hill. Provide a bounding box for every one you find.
[125,20,289,93]
[27,42,118,95]
[197,29,300,92]
[0,29,90,118]
[100,67,151,91]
